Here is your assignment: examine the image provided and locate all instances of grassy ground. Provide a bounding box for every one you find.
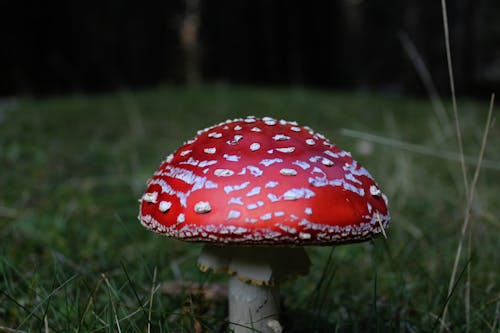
[0,84,499,332]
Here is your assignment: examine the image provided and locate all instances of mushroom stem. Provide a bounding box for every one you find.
[198,245,310,333]
[228,276,280,333]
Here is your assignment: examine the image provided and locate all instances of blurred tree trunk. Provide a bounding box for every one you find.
[180,0,201,85]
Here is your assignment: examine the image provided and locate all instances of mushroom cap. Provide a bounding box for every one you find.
[138,116,390,245]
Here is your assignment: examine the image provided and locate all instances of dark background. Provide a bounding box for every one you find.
[1,0,499,97]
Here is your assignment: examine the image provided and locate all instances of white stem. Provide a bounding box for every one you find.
[197,245,308,333]
[228,276,280,333]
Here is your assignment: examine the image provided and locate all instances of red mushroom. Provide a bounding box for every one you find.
[139,116,390,333]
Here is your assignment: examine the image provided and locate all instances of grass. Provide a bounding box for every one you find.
[0,84,499,332]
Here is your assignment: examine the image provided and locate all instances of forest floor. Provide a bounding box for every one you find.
[0,84,499,332]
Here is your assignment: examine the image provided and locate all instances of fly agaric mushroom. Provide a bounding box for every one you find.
[139,116,390,333]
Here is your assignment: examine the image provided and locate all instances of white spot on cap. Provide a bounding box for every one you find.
[283,188,316,200]
[247,165,264,177]
[233,227,248,235]
[321,157,334,166]
[228,135,243,144]
[293,160,311,170]
[224,181,250,194]
[275,211,285,217]
[370,185,381,196]
[276,147,295,153]
[264,120,277,126]
[214,169,234,177]
[265,181,279,188]
[247,203,259,210]
[299,232,311,240]
[290,126,301,132]
[246,186,261,197]
[204,147,216,154]
[382,193,389,206]
[260,213,272,221]
[179,157,200,166]
[250,142,261,151]
[306,139,316,145]
[199,160,218,167]
[280,168,298,176]
[227,210,241,220]
[234,125,242,130]
[245,118,257,123]
[166,154,174,163]
[142,192,158,203]
[208,132,222,138]
[180,150,191,157]
[177,213,185,223]
[194,201,212,214]
[159,201,172,212]
[224,154,240,162]
[345,173,362,185]
[251,127,262,132]
[267,193,280,202]
[305,207,313,215]
[260,158,283,167]
[277,224,297,234]
[309,155,322,163]
[272,134,290,141]
[228,197,244,205]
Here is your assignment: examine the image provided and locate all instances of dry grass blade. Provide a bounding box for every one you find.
[44,315,49,333]
[398,31,451,134]
[376,212,387,239]
[440,0,469,195]
[440,94,495,331]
